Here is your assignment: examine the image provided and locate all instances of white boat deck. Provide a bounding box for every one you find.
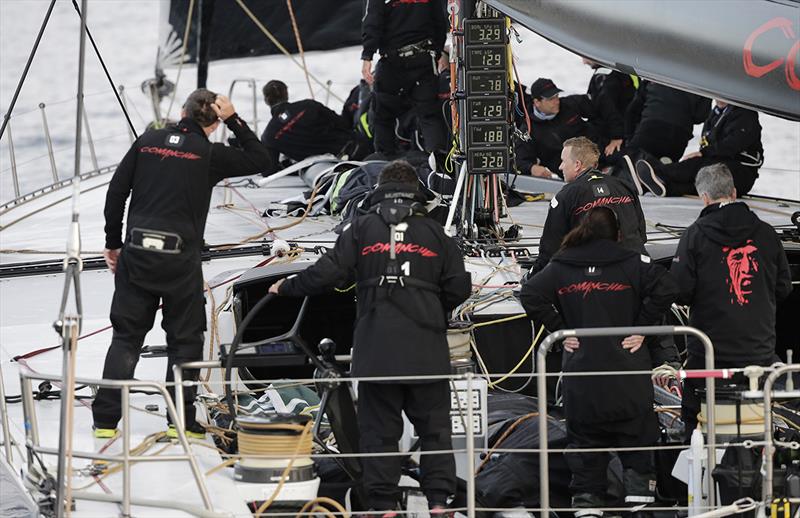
[1,170,798,516]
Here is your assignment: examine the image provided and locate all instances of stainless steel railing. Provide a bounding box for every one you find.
[5,330,790,517]
[761,364,800,505]
[0,364,13,463]
[536,325,718,516]
[18,367,228,518]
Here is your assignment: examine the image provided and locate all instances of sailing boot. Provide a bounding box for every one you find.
[572,492,605,518]
[166,422,206,440]
[622,468,657,518]
[620,154,644,196]
[634,159,666,197]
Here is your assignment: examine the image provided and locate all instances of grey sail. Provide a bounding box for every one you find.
[485,0,800,120]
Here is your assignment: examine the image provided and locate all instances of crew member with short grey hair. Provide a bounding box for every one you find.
[670,163,792,439]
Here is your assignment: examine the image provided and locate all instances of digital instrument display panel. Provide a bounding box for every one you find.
[467,97,506,121]
[466,71,506,95]
[464,19,505,45]
[468,147,509,173]
[465,46,506,69]
[468,122,508,147]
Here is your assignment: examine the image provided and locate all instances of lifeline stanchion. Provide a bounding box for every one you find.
[0,364,13,463]
[39,103,58,183]
[762,364,800,506]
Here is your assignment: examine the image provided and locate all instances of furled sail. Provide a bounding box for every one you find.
[485,0,800,121]
[158,0,363,68]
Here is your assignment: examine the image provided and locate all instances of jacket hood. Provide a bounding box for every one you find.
[367,182,428,224]
[695,202,759,247]
[552,239,639,266]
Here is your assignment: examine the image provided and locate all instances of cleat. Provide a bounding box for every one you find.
[93,427,118,439]
[621,154,644,195]
[635,159,667,197]
[166,424,206,440]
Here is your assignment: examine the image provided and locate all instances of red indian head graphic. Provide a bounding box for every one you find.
[722,240,759,306]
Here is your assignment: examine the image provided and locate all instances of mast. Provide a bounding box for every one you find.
[196,0,216,88]
[54,0,88,515]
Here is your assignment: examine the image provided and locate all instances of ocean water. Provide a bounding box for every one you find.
[1,0,798,202]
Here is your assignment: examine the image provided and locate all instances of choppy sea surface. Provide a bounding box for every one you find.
[1,0,798,202]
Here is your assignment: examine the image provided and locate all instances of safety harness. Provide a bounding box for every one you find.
[358,187,440,294]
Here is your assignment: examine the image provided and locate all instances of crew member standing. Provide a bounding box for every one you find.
[530,136,647,275]
[269,161,471,513]
[361,0,448,156]
[670,164,792,439]
[93,90,272,438]
[522,207,678,516]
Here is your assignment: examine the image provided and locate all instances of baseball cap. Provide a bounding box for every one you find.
[530,78,562,99]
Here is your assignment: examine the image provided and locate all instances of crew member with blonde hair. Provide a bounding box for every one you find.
[530,136,647,275]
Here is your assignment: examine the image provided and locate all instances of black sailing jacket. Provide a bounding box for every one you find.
[361,0,447,60]
[521,239,678,424]
[261,100,354,163]
[625,82,710,138]
[280,183,471,379]
[587,68,636,142]
[103,115,271,289]
[531,169,647,273]
[670,202,792,363]
[515,95,622,175]
[699,105,764,168]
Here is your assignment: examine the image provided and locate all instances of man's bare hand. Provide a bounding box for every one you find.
[268,278,285,295]
[604,139,623,156]
[530,164,553,178]
[104,248,121,274]
[212,95,235,120]
[621,334,645,353]
[563,337,580,353]
[653,374,674,389]
[681,151,702,162]
[361,60,374,85]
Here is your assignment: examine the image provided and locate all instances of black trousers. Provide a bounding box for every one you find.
[373,55,447,155]
[92,252,205,429]
[657,156,759,197]
[626,120,691,163]
[565,413,659,503]
[357,381,455,510]
[681,354,777,442]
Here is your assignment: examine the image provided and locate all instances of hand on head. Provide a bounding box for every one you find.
[211,95,235,121]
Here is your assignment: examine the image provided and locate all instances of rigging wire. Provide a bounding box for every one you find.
[233,0,345,104]
[69,0,138,140]
[0,0,57,142]
[285,0,315,100]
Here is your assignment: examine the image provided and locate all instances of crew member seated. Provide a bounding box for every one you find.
[621,81,710,165]
[631,100,764,197]
[261,80,366,165]
[515,78,623,178]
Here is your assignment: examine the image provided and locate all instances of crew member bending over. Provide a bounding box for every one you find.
[261,80,366,164]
